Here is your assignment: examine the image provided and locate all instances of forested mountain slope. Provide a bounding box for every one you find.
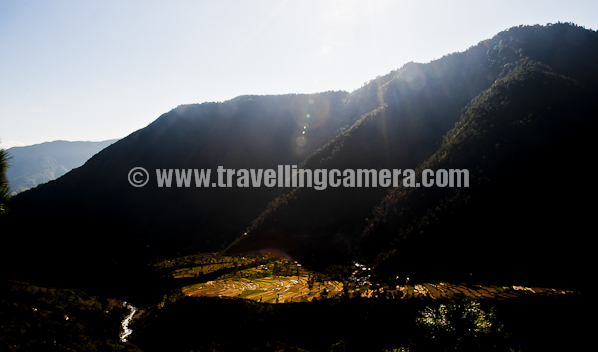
[229,24,598,284]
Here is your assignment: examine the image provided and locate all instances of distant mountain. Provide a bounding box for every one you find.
[4,23,597,292]
[6,139,118,194]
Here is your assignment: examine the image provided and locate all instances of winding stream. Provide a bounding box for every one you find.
[119,301,137,342]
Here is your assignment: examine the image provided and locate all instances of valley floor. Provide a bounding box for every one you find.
[182,275,574,303]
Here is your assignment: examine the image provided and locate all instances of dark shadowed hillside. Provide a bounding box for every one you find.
[228,24,598,282]
[359,60,598,291]
[4,92,350,282]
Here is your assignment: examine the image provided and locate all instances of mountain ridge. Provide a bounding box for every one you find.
[6,139,118,194]
[4,23,597,292]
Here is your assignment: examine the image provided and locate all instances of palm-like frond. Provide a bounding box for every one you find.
[0,146,13,214]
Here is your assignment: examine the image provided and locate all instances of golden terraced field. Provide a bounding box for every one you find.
[182,276,573,303]
[161,255,575,304]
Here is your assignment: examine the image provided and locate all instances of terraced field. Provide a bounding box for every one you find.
[168,255,575,303]
[183,275,343,303]
[182,277,573,303]
[384,282,573,300]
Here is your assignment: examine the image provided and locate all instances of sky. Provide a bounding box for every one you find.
[1,0,597,149]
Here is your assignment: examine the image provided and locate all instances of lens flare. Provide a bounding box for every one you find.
[296,136,306,147]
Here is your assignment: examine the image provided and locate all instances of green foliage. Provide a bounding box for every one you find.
[417,299,498,336]
[330,339,347,352]
[415,299,510,351]
[0,143,12,214]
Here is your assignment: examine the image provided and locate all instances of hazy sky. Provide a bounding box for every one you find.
[1,0,597,149]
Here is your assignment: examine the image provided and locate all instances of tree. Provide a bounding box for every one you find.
[0,140,12,214]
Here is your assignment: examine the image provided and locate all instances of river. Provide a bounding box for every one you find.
[119,301,137,342]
